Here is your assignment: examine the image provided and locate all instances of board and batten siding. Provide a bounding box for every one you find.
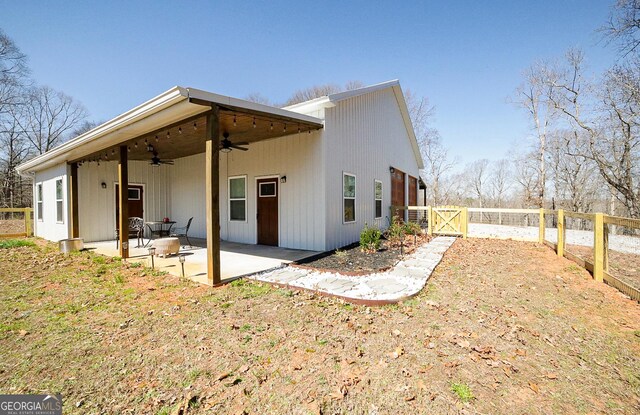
[33,163,69,242]
[76,160,171,242]
[169,131,326,251]
[322,88,421,250]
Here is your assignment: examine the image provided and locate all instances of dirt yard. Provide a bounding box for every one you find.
[566,244,640,291]
[0,219,26,235]
[0,238,639,414]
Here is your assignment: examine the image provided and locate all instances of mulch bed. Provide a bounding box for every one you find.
[295,234,431,275]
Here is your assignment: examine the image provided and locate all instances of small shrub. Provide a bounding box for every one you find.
[451,382,474,402]
[360,224,382,252]
[385,216,405,245]
[0,239,35,249]
[335,249,348,260]
[403,221,422,235]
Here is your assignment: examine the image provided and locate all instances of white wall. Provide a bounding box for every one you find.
[76,160,170,242]
[34,163,69,242]
[169,130,327,251]
[322,88,421,250]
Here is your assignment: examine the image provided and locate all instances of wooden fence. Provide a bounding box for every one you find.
[0,208,33,238]
[392,205,640,302]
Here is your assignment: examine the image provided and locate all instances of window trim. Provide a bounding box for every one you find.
[36,183,43,221]
[55,178,64,224]
[343,172,356,224]
[228,175,247,223]
[374,179,383,219]
[258,181,277,198]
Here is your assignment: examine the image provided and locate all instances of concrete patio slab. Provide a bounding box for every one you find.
[84,238,319,285]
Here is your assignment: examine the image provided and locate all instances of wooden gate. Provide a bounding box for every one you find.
[430,206,467,238]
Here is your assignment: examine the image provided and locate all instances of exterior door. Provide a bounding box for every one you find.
[115,184,144,229]
[257,178,278,246]
[408,175,418,221]
[391,167,405,220]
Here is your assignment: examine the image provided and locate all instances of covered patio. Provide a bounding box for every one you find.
[26,87,324,285]
[85,238,319,284]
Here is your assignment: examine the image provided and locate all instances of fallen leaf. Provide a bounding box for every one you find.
[216,371,231,381]
[515,349,527,356]
[546,373,558,380]
[529,382,540,394]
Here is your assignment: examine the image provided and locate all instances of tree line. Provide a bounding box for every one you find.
[412,0,639,218]
[0,29,91,208]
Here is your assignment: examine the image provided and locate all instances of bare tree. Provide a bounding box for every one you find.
[283,81,364,106]
[244,92,272,106]
[547,129,599,213]
[72,120,101,137]
[489,159,512,208]
[464,159,490,208]
[602,0,640,57]
[515,62,556,207]
[16,86,87,155]
[546,50,640,217]
[512,149,540,208]
[0,29,29,116]
[0,112,30,207]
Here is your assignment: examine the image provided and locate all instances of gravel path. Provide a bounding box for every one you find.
[468,223,639,254]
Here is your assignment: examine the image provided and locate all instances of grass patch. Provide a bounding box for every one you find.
[451,382,474,402]
[0,239,35,249]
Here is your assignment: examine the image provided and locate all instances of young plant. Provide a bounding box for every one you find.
[360,223,382,252]
[384,216,405,247]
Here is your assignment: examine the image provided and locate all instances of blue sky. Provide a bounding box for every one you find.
[2,0,616,165]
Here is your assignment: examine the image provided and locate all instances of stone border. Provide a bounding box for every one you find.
[248,236,456,304]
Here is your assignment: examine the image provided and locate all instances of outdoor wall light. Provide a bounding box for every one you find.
[389,167,395,173]
[101,182,107,189]
[280,176,287,184]
[148,247,156,270]
[179,254,186,278]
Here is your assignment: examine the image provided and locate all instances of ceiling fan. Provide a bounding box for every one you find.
[150,151,174,166]
[220,132,248,152]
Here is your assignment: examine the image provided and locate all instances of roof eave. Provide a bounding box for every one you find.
[16,86,190,174]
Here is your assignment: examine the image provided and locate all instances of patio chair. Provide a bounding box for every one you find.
[170,217,193,247]
[115,216,145,248]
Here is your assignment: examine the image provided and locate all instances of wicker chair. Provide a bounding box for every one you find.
[115,217,145,248]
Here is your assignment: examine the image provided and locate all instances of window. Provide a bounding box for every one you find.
[55,179,64,223]
[259,182,276,197]
[229,176,246,221]
[374,180,383,219]
[127,188,141,200]
[37,183,43,221]
[343,173,356,223]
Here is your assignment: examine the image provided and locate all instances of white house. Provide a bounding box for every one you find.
[17,80,424,284]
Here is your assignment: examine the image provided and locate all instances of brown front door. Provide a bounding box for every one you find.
[115,184,144,229]
[257,178,278,246]
[391,167,405,219]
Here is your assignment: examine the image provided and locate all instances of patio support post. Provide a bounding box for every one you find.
[118,145,129,259]
[69,162,79,238]
[205,106,221,285]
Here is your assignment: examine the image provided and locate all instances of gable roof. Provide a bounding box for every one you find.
[285,80,424,169]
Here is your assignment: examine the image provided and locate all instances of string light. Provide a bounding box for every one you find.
[178,127,182,134]
[144,138,148,145]
[233,114,237,127]
[166,131,170,139]
[298,125,301,133]
[193,122,197,130]
[270,122,273,131]
[253,117,256,128]
[283,123,287,133]
[111,149,115,155]
[127,146,131,152]
[134,142,138,148]
[155,135,159,142]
